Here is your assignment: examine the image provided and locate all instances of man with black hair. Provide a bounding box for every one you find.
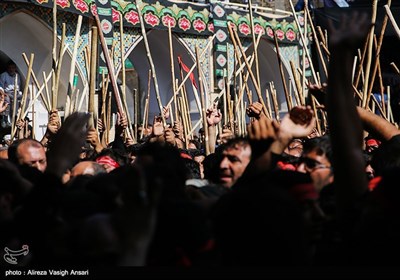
[297,136,334,193]
[216,137,251,189]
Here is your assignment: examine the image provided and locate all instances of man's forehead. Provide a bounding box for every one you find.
[222,144,251,155]
[304,150,329,163]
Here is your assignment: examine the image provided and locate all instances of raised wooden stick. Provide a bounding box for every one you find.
[273,31,291,111]
[52,0,57,111]
[133,89,139,143]
[140,97,148,140]
[118,14,135,142]
[288,0,319,84]
[386,85,391,121]
[317,26,327,47]
[265,89,272,120]
[305,5,328,77]
[135,0,166,126]
[12,54,34,139]
[65,15,82,118]
[361,0,378,108]
[311,95,321,136]
[94,15,124,117]
[140,70,152,140]
[248,0,261,88]
[290,60,302,106]
[53,23,66,111]
[165,35,215,108]
[22,53,50,112]
[196,47,210,155]
[228,24,268,116]
[366,0,391,106]
[302,0,308,95]
[233,32,262,111]
[270,82,280,121]
[179,96,189,149]
[168,23,178,121]
[391,62,400,78]
[31,85,35,139]
[11,74,18,138]
[89,26,98,127]
[385,4,400,40]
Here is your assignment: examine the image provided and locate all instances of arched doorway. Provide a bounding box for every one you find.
[126,29,203,127]
[0,10,85,138]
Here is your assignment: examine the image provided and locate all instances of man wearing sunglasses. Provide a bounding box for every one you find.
[296,136,334,193]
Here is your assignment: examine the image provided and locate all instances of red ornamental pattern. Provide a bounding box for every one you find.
[254,24,264,35]
[178,17,190,31]
[57,0,70,9]
[193,19,206,33]
[125,10,139,25]
[286,29,296,41]
[144,12,160,27]
[36,0,48,4]
[91,4,97,16]
[74,0,89,13]
[276,29,285,40]
[112,8,120,23]
[239,22,250,36]
[162,15,176,28]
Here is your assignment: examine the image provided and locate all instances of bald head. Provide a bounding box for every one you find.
[14,139,47,172]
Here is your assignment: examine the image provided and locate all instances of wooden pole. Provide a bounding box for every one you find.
[167,24,178,122]
[270,82,280,121]
[43,71,52,111]
[265,89,272,120]
[11,74,18,137]
[31,83,35,139]
[354,33,370,90]
[134,89,139,143]
[290,61,302,106]
[135,0,166,126]
[118,14,135,141]
[228,24,268,116]
[385,4,400,40]
[311,95,321,136]
[89,26,98,127]
[52,0,57,111]
[302,0,308,95]
[53,22,66,111]
[21,54,51,112]
[248,0,261,88]
[288,0,319,85]
[65,15,82,118]
[12,54,34,139]
[140,97,148,140]
[361,0,378,108]
[106,91,112,145]
[366,0,391,106]
[273,31,292,111]
[165,35,216,108]
[305,6,328,78]
[196,47,210,155]
[94,15,124,117]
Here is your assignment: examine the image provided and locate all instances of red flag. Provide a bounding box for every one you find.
[177,55,198,89]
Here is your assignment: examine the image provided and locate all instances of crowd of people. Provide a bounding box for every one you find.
[1,14,400,271]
